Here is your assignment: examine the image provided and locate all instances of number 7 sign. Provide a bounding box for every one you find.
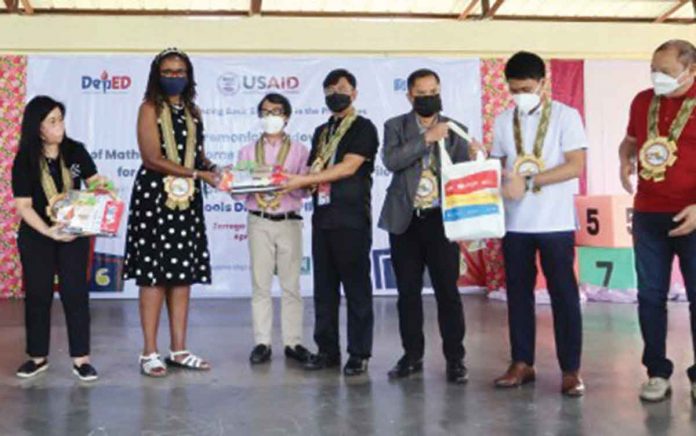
[579,247,636,290]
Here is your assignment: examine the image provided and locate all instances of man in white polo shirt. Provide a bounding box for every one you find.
[490,51,587,397]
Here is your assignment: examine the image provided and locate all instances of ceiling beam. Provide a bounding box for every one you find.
[457,0,479,20]
[0,8,692,24]
[655,0,688,23]
[484,0,505,19]
[249,0,262,16]
[0,8,250,16]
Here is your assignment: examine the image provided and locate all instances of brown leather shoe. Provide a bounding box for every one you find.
[561,372,585,397]
[494,362,536,388]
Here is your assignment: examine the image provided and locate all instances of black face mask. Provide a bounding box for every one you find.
[325,93,352,113]
[413,94,442,117]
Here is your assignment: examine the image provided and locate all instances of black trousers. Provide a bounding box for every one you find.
[389,210,465,362]
[312,226,373,358]
[502,231,582,372]
[17,231,91,358]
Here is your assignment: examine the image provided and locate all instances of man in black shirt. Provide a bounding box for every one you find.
[282,69,378,376]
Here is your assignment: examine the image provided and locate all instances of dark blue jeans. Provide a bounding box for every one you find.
[502,231,582,372]
[634,211,696,381]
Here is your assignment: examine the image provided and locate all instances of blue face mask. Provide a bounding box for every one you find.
[159,77,188,96]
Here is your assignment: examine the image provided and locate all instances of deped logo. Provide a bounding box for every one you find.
[81,71,132,93]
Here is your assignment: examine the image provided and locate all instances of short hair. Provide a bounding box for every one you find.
[323,69,357,89]
[504,51,546,81]
[257,93,292,118]
[407,69,441,91]
[655,39,696,67]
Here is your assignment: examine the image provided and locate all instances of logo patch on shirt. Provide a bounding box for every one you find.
[70,164,81,179]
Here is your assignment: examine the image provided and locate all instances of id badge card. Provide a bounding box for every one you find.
[317,183,331,206]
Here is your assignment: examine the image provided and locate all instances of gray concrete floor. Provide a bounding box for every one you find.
[0,295,695,436]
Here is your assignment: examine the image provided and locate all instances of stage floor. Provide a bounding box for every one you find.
[0,295,695,435]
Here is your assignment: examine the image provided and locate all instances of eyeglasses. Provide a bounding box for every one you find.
[160,68,187,77]
[259,109,285,117]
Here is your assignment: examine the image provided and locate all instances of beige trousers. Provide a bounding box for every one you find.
[247,213,304,347]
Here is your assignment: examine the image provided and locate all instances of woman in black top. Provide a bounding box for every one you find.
[123,48,218,377]
[12,96,106,381]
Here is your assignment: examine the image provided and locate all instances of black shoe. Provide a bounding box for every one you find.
[285,344,311,364]
[388,355,423,379]
[16,359,49,379]
[343,356,369,376]
[249,344,272,364]
[72,363,98,382]
[446,359,469,384]
[303,352,341,371]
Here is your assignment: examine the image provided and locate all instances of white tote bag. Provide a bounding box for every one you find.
[439,123,505,241]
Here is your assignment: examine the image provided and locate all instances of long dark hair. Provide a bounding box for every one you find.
[144,48,199,118]
[19,95,78,181]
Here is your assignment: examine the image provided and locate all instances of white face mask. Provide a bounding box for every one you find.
[651,70,686,96]
[261,115,285,135]
[512,84,542,114]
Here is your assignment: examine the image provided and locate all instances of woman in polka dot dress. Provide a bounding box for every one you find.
[124,48,219,377]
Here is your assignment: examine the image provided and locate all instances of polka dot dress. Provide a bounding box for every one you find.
[123,105,211,287]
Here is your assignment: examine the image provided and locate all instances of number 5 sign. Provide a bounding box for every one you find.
[575,195,634,248]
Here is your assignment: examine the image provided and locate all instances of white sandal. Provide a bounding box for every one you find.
[139,352,167,377]
[165,350,210,371]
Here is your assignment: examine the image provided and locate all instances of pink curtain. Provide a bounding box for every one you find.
[0,56,27,298]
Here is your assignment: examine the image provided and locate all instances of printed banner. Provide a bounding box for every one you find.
[26,55,483,298]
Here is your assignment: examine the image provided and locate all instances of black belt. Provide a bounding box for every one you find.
[250,210,302,221]
[413,207,441,218]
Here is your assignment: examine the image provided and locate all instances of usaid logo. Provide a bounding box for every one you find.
[217,72,242,96]
[217,71,300,96]
[393,78,407,92]
[81,71,132,94]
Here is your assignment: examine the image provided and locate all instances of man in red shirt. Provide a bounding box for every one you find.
[619,39,696,403]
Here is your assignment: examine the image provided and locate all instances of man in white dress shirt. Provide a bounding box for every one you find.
[490,51,587,397]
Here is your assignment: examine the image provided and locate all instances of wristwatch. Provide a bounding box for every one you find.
[524,175,535,192]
